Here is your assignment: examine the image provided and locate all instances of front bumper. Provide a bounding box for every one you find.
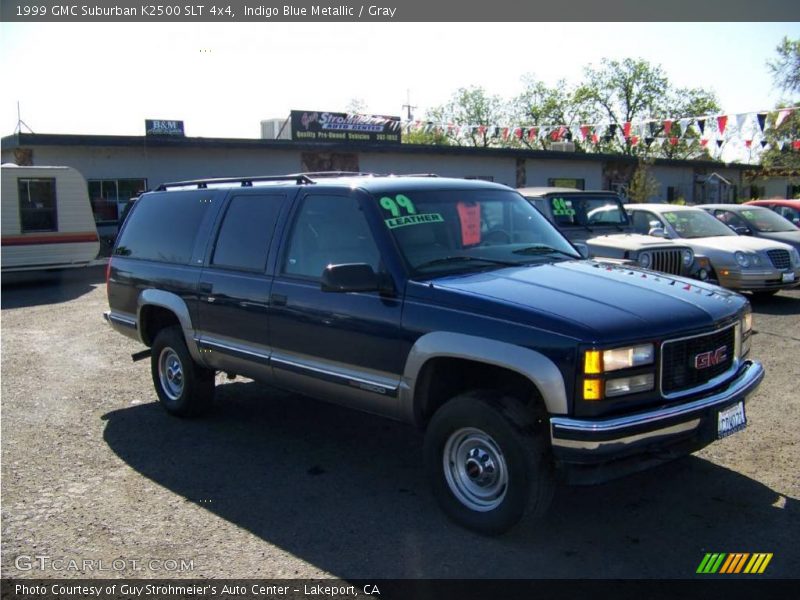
[550,359,764,484]
[717,267,800,291]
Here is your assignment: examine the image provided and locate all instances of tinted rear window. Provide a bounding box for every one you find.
[212,194,284,272]
[114,191,213,263]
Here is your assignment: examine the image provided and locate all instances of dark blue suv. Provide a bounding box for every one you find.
[105,173,763,534]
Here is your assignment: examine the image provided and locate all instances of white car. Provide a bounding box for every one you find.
[626,203,800,297]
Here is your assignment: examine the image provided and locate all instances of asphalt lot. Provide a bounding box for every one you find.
[1,267,798,579]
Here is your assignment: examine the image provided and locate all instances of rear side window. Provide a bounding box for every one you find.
[114,191,212,263]
[211,194,284,272]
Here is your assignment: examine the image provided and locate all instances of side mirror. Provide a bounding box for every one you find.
[321,263,386,293]
[572,242,590,259]
[648,227,668,238]
[733,226,752,236]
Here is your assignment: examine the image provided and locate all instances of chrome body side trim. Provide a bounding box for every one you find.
[104,310,139,342]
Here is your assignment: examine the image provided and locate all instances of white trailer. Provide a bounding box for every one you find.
[2,164,100,272]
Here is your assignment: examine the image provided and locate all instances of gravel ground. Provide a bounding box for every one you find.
[1,267,798,579]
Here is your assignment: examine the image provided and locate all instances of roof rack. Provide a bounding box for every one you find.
[155,171,383,191]
[398,173,440,177]
[156,174,315,191]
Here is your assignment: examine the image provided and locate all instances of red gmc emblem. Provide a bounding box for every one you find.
[694,345,728,369]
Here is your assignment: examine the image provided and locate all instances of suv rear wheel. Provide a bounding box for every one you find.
[424,391,554,535]
[151,326,215,416]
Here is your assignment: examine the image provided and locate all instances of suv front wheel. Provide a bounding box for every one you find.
[150,326,215,416]
[424,391,555,535]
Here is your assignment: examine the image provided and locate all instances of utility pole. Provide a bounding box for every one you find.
[402,89,416,121]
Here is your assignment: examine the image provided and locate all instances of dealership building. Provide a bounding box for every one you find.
[1,113,753,232]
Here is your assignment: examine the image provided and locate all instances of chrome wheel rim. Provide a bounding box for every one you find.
[443,427,508,512]
[158,347,184,401]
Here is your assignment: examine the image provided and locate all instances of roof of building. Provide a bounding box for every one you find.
[1,132,756,171]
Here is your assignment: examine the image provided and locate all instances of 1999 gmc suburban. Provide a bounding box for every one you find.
[105,173,763,534]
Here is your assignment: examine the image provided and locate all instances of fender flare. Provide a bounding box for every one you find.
[137,289,203,363]
[400,331,569,422]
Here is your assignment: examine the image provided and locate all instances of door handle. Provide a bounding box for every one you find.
[270,293,287,306]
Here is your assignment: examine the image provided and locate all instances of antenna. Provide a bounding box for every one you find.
[15,102,34,134]
[402,89,416,121]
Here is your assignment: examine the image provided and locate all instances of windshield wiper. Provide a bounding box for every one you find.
[512,245,579,259]
[414,255,519,271]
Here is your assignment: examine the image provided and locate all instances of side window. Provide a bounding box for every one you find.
[212,194,283,272]
[114,191,212,264]
[714,210,744,228]
[631,210,653,234]
[18,178,57,232]
[283,194,380,279]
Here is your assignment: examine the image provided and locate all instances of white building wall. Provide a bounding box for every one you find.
[650,166,694,202]
[523,159,603,190]
[8,145,304,190]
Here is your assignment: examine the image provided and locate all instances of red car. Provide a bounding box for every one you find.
[744,199,800,227]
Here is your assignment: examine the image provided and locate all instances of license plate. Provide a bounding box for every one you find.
[718,401,747,439]
[782,272,796,283]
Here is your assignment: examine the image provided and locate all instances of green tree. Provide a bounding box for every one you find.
[762,37,800,171]
[510,74,593,151]
[768,37,800,95]
[574,58,720,159]
[425,86,509,147]
[626,160,661,203]
[402,126,451,146]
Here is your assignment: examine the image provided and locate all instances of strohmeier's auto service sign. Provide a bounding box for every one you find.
[291,110,401,143]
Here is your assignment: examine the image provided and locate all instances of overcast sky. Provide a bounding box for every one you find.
[1,22,799,139]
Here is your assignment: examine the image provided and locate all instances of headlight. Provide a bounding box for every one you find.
[682,249,694,266]
[583,343,656,401]
[743,311,753,334]
[735,251,750,268]
[606,374,656,397]
[638,252,651,269]
[790,248,800,265]
[603,344,655,371]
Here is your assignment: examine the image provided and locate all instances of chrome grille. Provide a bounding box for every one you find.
[767,249,790,270]
[650,249,683,275]
[661,326,736,395]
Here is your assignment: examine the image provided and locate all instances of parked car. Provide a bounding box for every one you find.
[626,203,800,296]
[698,203,800,254]
[743,199,800,227]
[520,188,710,281]
[106,173,763,534]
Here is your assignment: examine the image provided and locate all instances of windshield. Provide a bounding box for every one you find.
[546,195,628,227]
[375,189,580,274]
[736,207,799,233]
[663,210,737,238]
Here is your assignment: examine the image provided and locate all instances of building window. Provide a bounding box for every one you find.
[748,185,766,200]
[787,184,800,199]
[548,178,585,190]
[88,178,147,223]
[18,178,57,232]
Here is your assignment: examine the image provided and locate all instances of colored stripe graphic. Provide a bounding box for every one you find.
[697,553,726,573]
[2,232,99,246]
[744,553,773,574]
[697,552,773,574]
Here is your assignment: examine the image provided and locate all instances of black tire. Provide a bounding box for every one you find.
[424,391,555,535]
[150,326,215,417]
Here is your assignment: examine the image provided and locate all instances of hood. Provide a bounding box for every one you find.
[588,233,688,252]
[415,260,745,345]
[754,230,800,252]
[682,235,794,254]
